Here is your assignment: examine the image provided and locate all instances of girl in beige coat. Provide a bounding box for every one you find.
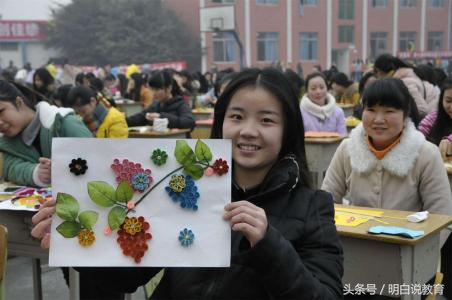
[322,78,452,217]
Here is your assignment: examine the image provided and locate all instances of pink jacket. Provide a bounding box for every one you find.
[393,68,439,118]
[419,110,452,142]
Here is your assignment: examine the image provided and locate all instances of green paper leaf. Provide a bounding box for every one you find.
[174,140,196,166]
[87,181,116,207]
[56,193,79,222]
[78,210,99,230]
[184,164,204,180]
[116,181,134,203]
[195,139,212,164]
[108,206,126,230]
[56,221,82,238]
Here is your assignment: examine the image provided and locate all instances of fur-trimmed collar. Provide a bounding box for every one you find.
[300,93,336,120]
[346,120,425,177]
[36,102,74,129]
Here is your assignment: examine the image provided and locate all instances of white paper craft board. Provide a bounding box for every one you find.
[49,138,231,267]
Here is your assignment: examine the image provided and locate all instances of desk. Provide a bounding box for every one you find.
[336,204,452,299]
[116,101,143,117]
[338,104,355,118]
[305,136,344,188]
[192,108,213,121]
[191,119,213,139]
[128,127,190,138]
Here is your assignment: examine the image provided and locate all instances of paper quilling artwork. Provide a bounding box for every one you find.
[49,138,231,267]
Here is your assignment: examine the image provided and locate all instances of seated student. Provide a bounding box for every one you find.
[32,68,56,102]
[322,77,452,217]
[126,72,153,109]
[330,72,360,106]
[352,71,377,120]
[127,70,195,130]
[0,80,92,186]
[66,86,128,138]
[31,68,344,299]
[418,78,452,161]
[300,72,347,135]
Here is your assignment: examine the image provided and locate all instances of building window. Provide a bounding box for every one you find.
[339,0,355,19]
[399,32,416,52]
[302,0,318,5]
[428,0,443,7]
[0,42,18,51]
[400,0,416,7]
[427,31,443,50]
[212,0,235,3]
[213,32,236,62]
[370,32,387,58]
[256,0,278,5]
[338,25,354,43]
[371,0,388,8]
[299,32,318,61]
[257,32,279,61]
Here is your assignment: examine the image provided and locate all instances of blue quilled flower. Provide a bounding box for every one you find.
[165,175,200,211]
[179,228,194,247]
[132,172,150,192]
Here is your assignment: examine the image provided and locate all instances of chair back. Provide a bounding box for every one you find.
[0,225,7,300]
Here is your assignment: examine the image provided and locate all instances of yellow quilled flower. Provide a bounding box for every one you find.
[169,175,186,192]
[78,229,96,246]
[124,217,142,235]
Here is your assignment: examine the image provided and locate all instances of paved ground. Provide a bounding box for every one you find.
[5,256,145,300]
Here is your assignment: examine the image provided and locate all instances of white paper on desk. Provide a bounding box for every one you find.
[49,138,231,267]
[0,199,38,211]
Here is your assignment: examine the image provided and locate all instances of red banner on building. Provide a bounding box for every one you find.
[398,50,452,59]
[0,20,47,41]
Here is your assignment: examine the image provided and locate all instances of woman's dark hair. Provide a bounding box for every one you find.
[33,68,54,93]
[331,72,353,88]
[211,68,311,188]
[89,77,104,93]
[117,74,128,96]
[54,84,73,107]
[75,72,85,86]
[374,54,425,80]
[0,80,35,109]
[129,72,146,103]
[416,64,436,85]
[284,69,304,98]
[362,77,420,126]
[428,78,452,145]
[148,70,182,97]
[66,85,96,107]
[305,72,327,91]
[433,68,447,87]
[358,71,377,95]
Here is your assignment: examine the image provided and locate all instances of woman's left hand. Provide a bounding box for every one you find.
[223,201,268,247]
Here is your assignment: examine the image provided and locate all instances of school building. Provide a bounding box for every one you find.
[164,0,452,74]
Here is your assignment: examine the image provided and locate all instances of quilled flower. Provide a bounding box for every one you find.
[132,172,150,192]
[111,159,153,192]
[212,158,229,176]
[127,200,135,209]
[117,216,152,263]
[165,175,200,211]
[123,217,142,235]
[151,149,168,166]
[78,229,95,246]
[104,226,112,236]
[69,158,88,175]
[169,175,186,193]
[179,228,194,247]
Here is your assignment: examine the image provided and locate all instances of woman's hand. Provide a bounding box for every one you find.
[145,112,160,121]
[439,139,452,161]
[223,201,268,247]
[31,197,56,249]
[37,157,51,185]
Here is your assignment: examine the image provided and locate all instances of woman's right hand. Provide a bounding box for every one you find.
[31,197,56,249]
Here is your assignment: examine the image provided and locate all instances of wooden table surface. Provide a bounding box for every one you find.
[128,126,190,138]
[335,204,452,246]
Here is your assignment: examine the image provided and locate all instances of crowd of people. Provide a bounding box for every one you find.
[0,53,451,299]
